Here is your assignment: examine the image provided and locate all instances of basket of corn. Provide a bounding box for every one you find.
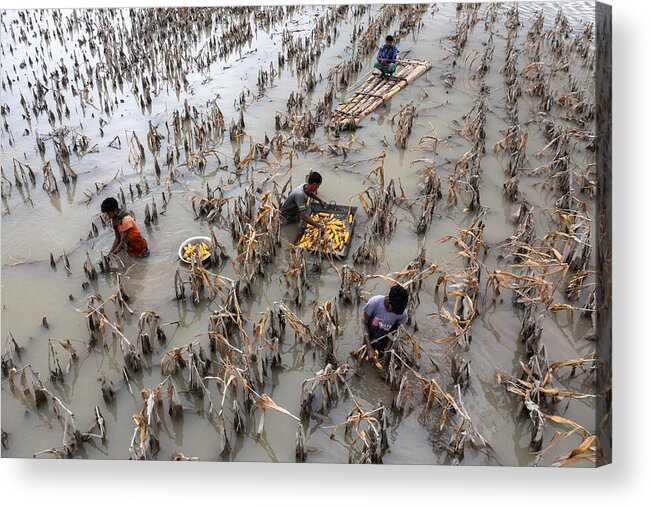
[178,236,212,264]
[295,202,357,259]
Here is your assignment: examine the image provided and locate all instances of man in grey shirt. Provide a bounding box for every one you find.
[281,171,327,229]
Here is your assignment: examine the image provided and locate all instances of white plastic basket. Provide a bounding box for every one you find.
[178,236,212,264]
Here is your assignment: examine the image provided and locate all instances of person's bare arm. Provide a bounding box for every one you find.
[305,189,326,206]
[362,311,376,361]
[109,229,121,254]
[111,230,128,255]
[300,209,324,229]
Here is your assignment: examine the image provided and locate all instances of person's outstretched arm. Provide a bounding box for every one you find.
[305,189,326,206]
[362,311,377,361]
[300,209,324,229]
[109,228,121,254]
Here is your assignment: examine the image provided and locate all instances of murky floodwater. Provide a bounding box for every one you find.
[1,3,598,465]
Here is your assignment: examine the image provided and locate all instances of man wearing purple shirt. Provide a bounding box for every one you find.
[374,35,398,75]
[361,284,409,361]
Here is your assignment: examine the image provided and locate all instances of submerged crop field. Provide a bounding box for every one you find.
[0,3,606,465]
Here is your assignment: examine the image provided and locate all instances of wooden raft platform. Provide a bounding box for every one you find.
[329,59,432,131]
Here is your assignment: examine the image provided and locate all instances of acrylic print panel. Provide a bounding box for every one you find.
[0,2,611,466]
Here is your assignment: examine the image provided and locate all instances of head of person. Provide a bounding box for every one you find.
[385,35,395,48]
[101,197,120,218]
[305,171,322,193]
[386,284,408,315]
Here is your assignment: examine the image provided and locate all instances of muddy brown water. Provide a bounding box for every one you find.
[1,3,597,464]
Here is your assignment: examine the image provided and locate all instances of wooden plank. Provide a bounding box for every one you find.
[354,91,386,99]
[383,75,409,83]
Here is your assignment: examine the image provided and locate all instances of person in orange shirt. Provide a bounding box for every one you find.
[100,197,150,258]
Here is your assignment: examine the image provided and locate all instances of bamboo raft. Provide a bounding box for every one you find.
[329,59,432,131]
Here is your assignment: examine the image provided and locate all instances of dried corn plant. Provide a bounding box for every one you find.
[313,298,339,358]
[6,364,107,458]
[337,264,366,304]
[352,154,398,241]
[333,405,389,464]
[83,252,98,280]
[229,186,283,295]
[298,363,373,461]
[492,124,529,178]
[358,182,397,240]
[81,294,109,344]
[487,242,569,308]
[392,102,417,149]
[207,307,245,358]
[146,120,164,153]
[174,261,237,305]
[388,247,438,327]
[136,311,167,356]
[460,90,488,154]
[282,245,310,306]
[274,302,322,351]
[542,204,592,273]
[47,339,78,383]
[100,371,116,403]
[97,252,126,276]
[245,317,280,389]
[204,357,300,456]
[388,350,489,464]
[433,210,487,352]
[499,201,536,263]
[253,393,300,440]
[192,182,227,225]
[114,273,133,318]
[299,364,352,420]
[33,396,107,458]
[41,161,59,194]
[534,415,600,467]
[1,333,21,376]
[252,190,282,262]
[352,231,379,266]
[498,355,597,455]
[125,129,146,166]
[7,363,48,407]
[129,382,166,460]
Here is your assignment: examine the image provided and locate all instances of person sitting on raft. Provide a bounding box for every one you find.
[101,197,150,258]
[374,35,398,75]
[361,284,409,362]
[280,171,328,230]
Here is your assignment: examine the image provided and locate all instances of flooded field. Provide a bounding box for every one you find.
[1,3,602,465]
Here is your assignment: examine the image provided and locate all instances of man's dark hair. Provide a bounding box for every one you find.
[101,197,119,213]
[386,35,394,42]
[388,284,409,314]
[307,171,323,185]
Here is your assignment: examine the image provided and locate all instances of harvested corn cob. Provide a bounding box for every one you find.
[182,241,211,261]
[297,213,353,255]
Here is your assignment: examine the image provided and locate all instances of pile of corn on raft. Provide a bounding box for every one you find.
[182,241,210,261]
[297,212,353,254]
